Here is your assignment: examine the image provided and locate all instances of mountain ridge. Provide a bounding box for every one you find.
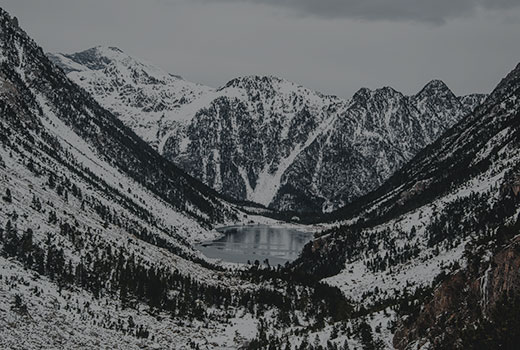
[51,46,486,213]
[290,59,520,348]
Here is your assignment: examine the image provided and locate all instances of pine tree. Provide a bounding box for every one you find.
[11,294,28,314]
[31,194,42,211]
[2,220,18,256]
[330,323,339,339]
[20,228,33,256]
[2,188,12,203]
[47,174,56,189]
[48,210,57,224]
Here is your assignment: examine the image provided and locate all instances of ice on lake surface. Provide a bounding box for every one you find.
[196,225,314,265]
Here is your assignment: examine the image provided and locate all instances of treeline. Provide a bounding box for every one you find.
[0,209,355,343]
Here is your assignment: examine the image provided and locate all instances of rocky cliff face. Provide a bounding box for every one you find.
[394,232,520,350]
[163,75,345,205]
[51,48,485,212]
[273,82,485,212]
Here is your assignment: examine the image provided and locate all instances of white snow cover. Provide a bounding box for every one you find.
[53,48,480,213]
[323,125,520,306]
[51,47,213,148]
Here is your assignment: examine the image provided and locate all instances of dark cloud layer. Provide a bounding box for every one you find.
[204,0,520,23]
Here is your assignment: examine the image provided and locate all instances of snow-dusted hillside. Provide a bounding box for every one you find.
[292,61,520,347]
[49,47,212,149]
[0,8,261,348]
[52,48,485,213]
[0,8,394,350]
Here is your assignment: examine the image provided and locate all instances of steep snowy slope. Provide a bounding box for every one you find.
[52,49,485,213]
[49,47,212,149]
[0,9,381,350]
[292,62,520,348]
[20,46,245,227]
[0,8,252,348]
[1,29,240,233]
[273,82,486,212]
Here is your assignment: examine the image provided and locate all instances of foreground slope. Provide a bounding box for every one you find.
[393,231,520,350]
[52,48,485,212]
[293,62,520,348]
[0,8,249,348]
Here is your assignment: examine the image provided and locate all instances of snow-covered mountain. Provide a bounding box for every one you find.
[167,75,348,207]
[292,60,520,348]
[0,8,377,349]
[49,47,212,149]
[274,81,486,212]
[51,48,486,213]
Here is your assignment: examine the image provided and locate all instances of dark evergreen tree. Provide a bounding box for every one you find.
[2,188,12,203]
[2,220,18,256]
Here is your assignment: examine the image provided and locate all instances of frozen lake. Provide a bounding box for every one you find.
[196,225,314,265]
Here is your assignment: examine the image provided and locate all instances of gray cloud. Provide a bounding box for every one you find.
[201,0,520,23]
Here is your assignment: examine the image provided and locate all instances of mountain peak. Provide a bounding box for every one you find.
[351,87,372,101]
[105,46,123,53]
[50,45,188,83]
[76,45,123,55]
[0,8,18,27]
[352,86,403,103]
[59,46,132,71]
[89,45,128,59]
[425,78,447,87]
[418,79,451,95]
[50,47,112,72]
[413,79,459,108]
[376,86,401,96]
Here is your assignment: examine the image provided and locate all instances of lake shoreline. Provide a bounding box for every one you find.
[195,224,314,265]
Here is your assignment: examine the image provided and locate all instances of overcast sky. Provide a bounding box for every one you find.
[3,0,520,98]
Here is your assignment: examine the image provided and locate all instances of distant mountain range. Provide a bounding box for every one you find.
[50,47,486,213]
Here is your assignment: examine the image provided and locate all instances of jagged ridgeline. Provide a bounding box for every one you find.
[292,60,520,348]
[51,47,486,214]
